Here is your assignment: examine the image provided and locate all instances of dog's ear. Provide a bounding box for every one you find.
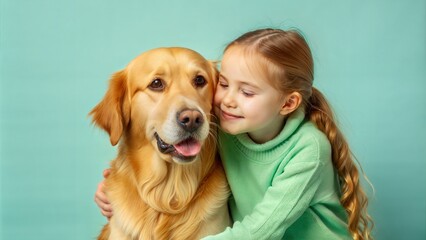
[89,70,130,146]
[209,61,219,89]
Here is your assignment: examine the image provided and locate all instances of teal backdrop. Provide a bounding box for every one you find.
[1,0,425,239]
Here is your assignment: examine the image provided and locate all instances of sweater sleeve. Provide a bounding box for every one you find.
[202,146,325,240]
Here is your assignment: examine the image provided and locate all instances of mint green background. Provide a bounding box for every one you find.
[1,0,425,239]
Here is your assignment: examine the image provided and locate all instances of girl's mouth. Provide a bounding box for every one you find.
[220,110,243,120]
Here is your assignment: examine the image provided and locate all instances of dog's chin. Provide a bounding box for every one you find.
[171,155,198,164]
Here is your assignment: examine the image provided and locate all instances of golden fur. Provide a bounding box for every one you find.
[90,47,230,240]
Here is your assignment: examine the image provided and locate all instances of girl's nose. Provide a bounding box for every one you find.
[222,92,237,108]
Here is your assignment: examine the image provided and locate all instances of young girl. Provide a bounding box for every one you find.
[95,28,373,239]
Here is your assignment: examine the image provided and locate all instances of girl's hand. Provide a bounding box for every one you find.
[94,169,113,220]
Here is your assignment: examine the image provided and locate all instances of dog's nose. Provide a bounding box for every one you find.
[177,109,204,132]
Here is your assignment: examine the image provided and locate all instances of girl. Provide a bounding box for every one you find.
[95,28,373,239]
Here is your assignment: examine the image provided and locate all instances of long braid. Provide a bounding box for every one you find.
[307,87,373,239]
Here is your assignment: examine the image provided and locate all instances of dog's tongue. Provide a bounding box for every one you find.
[174,138,201,157]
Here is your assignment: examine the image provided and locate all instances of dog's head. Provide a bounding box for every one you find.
[90,47,218,164]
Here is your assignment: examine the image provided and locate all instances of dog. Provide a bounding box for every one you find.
[90,47,230,240]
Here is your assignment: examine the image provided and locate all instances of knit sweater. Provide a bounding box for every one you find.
[203,109,351,240]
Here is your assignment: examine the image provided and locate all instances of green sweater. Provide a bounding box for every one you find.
[203,110,351,240]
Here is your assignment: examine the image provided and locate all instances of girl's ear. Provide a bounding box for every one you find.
[280,92,302,115]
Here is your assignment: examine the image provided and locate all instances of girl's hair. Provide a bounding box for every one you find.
[226,28,373,239]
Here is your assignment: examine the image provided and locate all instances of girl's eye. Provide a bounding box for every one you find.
[194,75,207,88]
[219,82,228,88]
[242,90,255,97]
[149,78,165,91]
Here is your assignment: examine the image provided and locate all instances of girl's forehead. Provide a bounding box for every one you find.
[222,47,286,95]
[222,47,254,71]
[222,47,270,83]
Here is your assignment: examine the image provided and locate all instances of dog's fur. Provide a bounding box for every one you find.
[90,47,230,240]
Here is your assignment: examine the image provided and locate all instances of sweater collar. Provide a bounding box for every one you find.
[235,109,306,152]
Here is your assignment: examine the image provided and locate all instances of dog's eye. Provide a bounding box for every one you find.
[194,75,207,88]
[149,78,165,91]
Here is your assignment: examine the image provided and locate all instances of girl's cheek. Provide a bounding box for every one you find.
[213,92,222,117]
[214,89,223,106]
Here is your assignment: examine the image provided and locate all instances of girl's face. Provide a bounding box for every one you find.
[214,47,287,143]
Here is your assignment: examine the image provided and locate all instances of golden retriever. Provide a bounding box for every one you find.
[90,47,230,240]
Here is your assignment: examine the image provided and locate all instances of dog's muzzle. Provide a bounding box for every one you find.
[154,132,202,162]
[177,109,204,133]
